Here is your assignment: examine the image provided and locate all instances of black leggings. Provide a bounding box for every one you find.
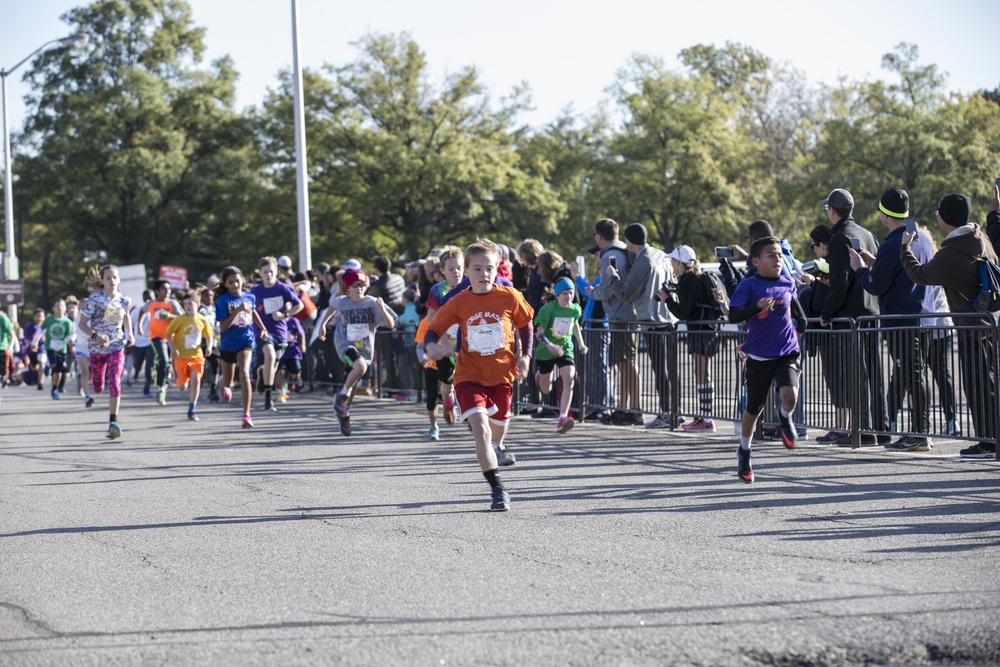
[151,338,169,387]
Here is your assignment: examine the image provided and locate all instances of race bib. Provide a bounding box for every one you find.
[156,309,171,320]
[467,321,504,356]
[263,296,285,315]
[551,317,573,339]
[347,322,369,342]
[446,323,460,344]
[184,328,202,350]
[233,309,252,328]
[103,304,124,326]
[49,337,66,352]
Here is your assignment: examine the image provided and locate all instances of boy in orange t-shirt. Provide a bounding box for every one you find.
[425,239,534,512]
[138,279,182,405]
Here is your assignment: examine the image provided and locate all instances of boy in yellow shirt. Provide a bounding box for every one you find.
[166,290,214,421]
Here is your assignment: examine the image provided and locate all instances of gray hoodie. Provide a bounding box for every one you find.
[603,244,676,327]
[589,240,634,322]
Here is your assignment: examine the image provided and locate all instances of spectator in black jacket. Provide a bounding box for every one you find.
[368,255,406,316]
[819,188,888,445]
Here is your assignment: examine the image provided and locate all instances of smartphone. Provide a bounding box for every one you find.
[849,237,862,250]
[609,256,618,270]
[714,246,735,259]
[575,254,586,277]
[904,217,917,234]
[995,177,1000,192]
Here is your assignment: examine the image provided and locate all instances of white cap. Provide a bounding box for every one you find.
[667,245,697,264]
[277,255,292,269]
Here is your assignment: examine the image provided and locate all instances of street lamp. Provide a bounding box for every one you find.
[2,32,89,322]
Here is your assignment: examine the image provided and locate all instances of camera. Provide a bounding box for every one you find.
[801,259,829,277]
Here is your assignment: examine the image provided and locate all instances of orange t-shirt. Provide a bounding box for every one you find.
[427,285,533,387]
[147,300,177,340]
[415,317,436,370]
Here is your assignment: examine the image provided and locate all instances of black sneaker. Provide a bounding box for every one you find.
[490,486,510,511]
[84,396,94,408]
[334,393,350,417]
[737,446,754,483]
[760,427,781,441]
[187,409,199,422]
[777,413,797,449]
[959,442,996,459]
[836,433,878,447]
[264,397,277,413]
[337,412,352,436]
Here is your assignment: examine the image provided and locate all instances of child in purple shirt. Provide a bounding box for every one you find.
[728,236,808,483]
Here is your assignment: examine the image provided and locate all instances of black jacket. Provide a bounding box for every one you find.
[820,216,879,321]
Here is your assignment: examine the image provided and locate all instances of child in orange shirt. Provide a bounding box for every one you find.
[425,239,534,512]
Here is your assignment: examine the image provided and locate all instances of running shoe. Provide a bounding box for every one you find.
[490,486,510,511]
[682,418,715,432]
[143,389,154,398]
[106,422,122,440]
[428,425,440,441]
[737,446,754,483]
[208,392,220,403]
[959,442,996,459]
[242,413,254,429]
[84,396,94,408]
[334,393,350,417]
[264,397,277,413]
[885,436,932,452]
[277,392,289,404]
[777,412,797,449]
[815,430,847,444]
[945,418,961,437]
[51,389,60,400]
[157,390,166,406]
[337,412,352,436]
[495,445,516,467]
[221,387,232,403]
[188,409,199,421]
[644,415,670,429]
[556,415,575,434]
[443,397,456,424]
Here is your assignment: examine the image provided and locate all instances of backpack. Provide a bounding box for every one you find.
[953,247,1000,313]
[699,271,729,321]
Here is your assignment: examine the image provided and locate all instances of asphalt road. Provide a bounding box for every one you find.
[1,383,998,666]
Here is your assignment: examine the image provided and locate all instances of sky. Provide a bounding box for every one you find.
[3,0,998,135]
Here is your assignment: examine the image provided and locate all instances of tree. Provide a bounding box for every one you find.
[16,0,264,307]
[257,33,565,263]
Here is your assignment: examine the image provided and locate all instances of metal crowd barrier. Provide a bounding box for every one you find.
[302,316,999,460]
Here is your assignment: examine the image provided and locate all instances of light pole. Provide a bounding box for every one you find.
[2,32,89,322]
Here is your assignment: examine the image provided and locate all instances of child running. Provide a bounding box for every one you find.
[250,256,303,412]
[276,315,305,403]
[41,298,75,400]
[166,289,214,421]
[533,278,587,433]
[78,264,135,439]
[214,266,269,428]
[425,246,464,425]
[138,280,182,405]
[317,269,396,436]
[424,239,534,512]
[727,236,807,482]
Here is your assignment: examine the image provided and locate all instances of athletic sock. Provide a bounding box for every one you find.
[740,434,752,451]
[189,401,196,412]
[483,468,501,490]
[779,405,792,419]
[110,413,118,423]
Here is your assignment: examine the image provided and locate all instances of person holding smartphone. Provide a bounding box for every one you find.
[848,187,936,450]
[819,188,888,445]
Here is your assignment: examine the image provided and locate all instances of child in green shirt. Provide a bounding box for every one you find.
[533,279,587,433]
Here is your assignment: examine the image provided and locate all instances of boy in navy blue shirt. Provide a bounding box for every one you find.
[728,237,808,482]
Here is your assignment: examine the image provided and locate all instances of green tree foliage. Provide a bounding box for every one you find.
[258,33,564,263]
[16,0,264,307]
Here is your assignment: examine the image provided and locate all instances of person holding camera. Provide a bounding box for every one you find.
[820,188,888,445]
[848,188,936,451]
